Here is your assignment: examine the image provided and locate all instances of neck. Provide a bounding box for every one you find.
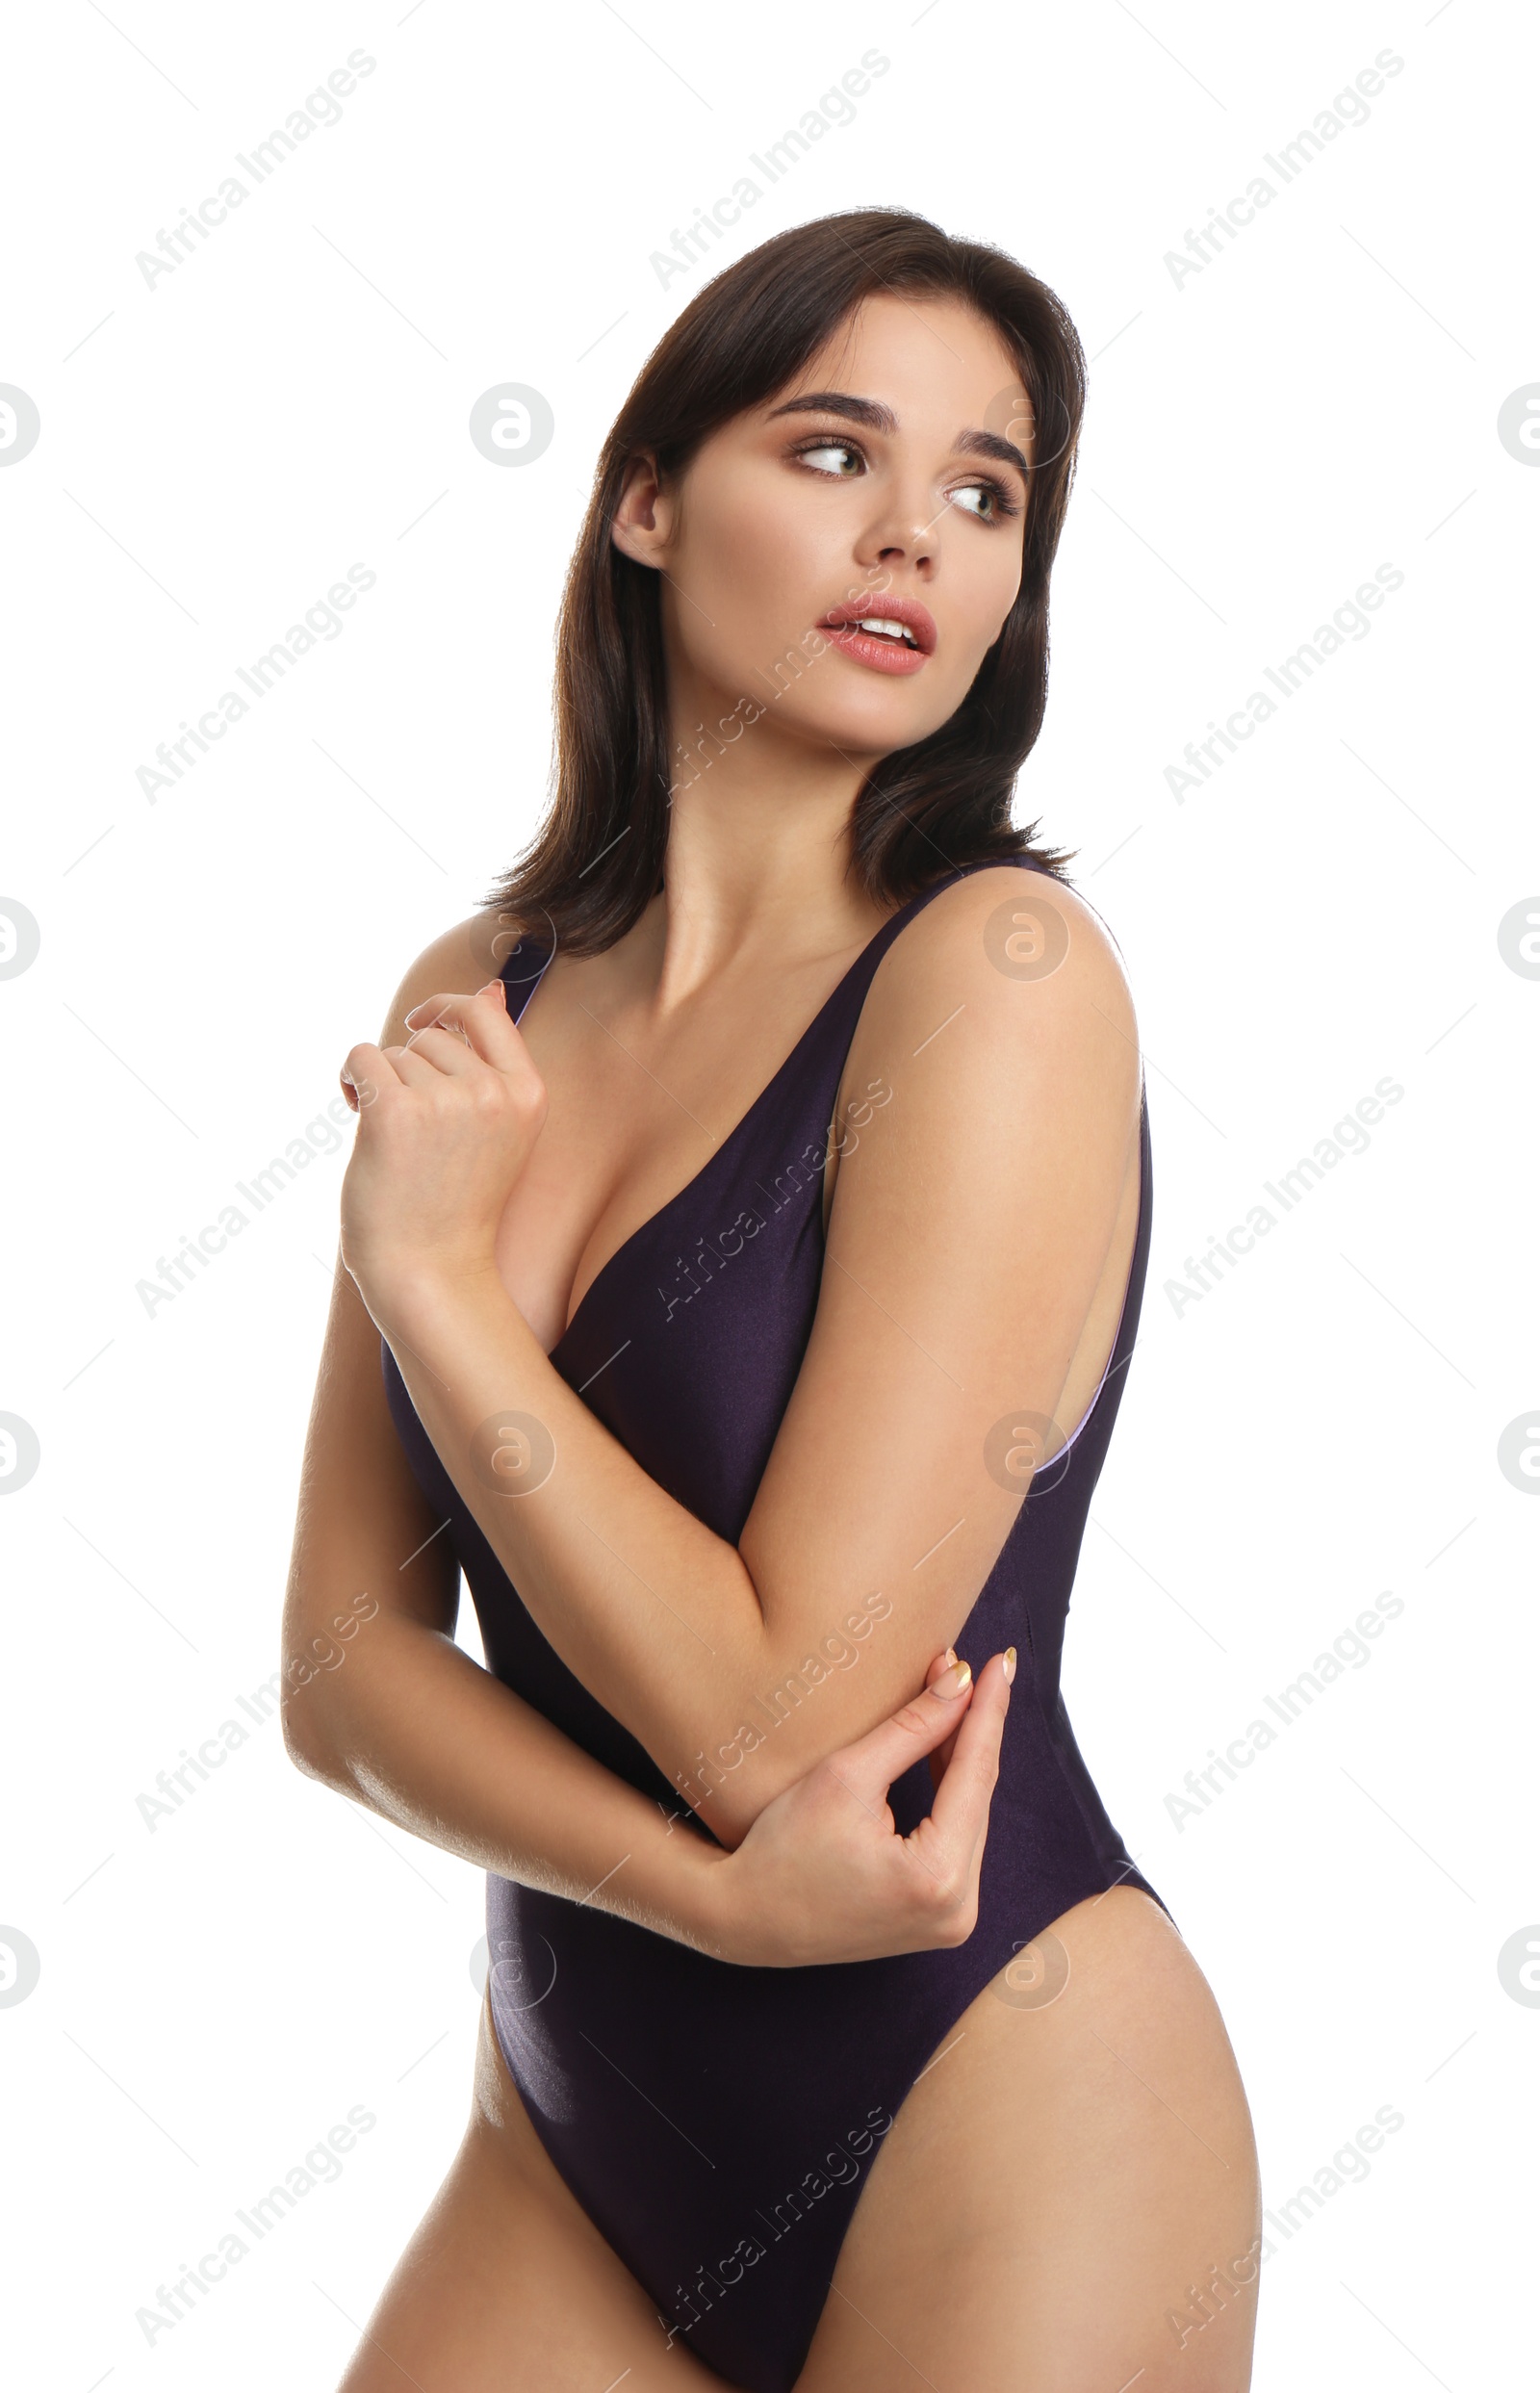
[630,672,895,1012]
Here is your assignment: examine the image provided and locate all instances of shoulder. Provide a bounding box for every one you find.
[375,909,531,1044]
[855,862,1139,1091]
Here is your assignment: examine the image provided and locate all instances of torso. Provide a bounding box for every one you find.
[482,878,1141,1454]
[377,855,1255,2389]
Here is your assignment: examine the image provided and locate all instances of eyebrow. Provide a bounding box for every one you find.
[765,390,1031,481]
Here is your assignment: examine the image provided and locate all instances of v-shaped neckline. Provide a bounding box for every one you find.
[509,863,1013,1361]
[531,915,896,1359]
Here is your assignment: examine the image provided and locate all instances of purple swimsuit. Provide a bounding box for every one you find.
[383,854,1167,2390]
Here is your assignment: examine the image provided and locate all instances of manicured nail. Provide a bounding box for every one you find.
[931,1657,971,1699]
[1003,1646,1017,1685]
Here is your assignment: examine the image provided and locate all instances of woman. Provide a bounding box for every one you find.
[284,209,1261,2392]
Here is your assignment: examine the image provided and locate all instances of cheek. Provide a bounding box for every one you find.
[675,478,841,673]
[963,542,1023,650]
[715,499,814,617]
[916,536,1021,706]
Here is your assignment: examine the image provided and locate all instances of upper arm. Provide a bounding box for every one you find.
[733,866,1142,1785]
[281,910,503,1765]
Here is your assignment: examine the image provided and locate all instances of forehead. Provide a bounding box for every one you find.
[764,292,1024,428]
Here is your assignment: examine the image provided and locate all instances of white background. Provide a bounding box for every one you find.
[2,2,1534,2385]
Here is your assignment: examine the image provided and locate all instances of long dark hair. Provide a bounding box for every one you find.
[481,207,1087,956]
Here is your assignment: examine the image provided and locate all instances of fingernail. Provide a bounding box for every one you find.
[1003,1646,1017,1685]
[931,1657,971,1699]
[943,1647,957,1668]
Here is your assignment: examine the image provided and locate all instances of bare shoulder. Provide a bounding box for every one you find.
[847,862,1140,1106]
[375,910,524,1045]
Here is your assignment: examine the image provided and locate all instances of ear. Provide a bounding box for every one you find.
[610,451,674,569]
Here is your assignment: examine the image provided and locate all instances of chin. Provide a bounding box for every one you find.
[791,684,959,759]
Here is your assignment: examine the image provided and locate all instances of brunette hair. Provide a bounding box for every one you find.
[481,206,1087,955]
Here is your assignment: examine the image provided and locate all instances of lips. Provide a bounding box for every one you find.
[816,594,937,678]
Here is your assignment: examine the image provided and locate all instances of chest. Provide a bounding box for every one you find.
[464,929,895,1537]
[490,948,862,1367]
[490,1073,846,1365]
[545,1070,845,1541]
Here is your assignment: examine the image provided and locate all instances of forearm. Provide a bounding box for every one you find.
[375,1264,797,1801]
[284,1602,735,1955]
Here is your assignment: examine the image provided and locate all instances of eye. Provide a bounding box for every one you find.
[949,479,1018,524]
[793,439,864,478]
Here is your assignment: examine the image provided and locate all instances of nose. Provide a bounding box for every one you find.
[856,480,938,579]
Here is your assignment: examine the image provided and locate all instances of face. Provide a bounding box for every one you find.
[611,293,1033,766]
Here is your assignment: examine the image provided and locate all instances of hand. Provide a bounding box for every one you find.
[338,980,548,1303]
[708,1646,1014,1968]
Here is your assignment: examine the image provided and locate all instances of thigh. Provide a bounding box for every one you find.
[798,1889,1262,2393]
[336,1989,735,2393]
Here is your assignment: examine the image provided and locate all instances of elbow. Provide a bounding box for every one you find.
[692,1798,754,1856]
[280,1679,344,1788]
[668,1745,802,1855]
[281,1711,325,1783]
[661,1656,899,1848]
[663,1731,752,1850]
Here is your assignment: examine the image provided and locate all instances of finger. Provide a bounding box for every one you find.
[924,1650,1013,1856]
[389,1021,483,1078]
[400,992,478,1061]
[402,983,502,1028]
[924,1649,962,1793]
[834,1656,977,1801]
[402,984,521,1071]
[379,1041,459,1090]
[340,1041,404,1111]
